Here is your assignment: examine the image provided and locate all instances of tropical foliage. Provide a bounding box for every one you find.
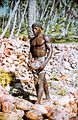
[0,0,78,42]
[0,69,13,87]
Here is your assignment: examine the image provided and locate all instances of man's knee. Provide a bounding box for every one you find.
[39,72,46,78]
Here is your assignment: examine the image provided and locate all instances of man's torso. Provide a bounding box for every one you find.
[30,34,47,57]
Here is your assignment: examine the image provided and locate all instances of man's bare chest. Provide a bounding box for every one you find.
[31,36,45,47]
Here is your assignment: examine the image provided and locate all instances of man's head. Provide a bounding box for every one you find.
[32,22,42,35]
[32,22,42,29]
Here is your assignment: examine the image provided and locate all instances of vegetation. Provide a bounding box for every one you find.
[59,88,67,96]
[0,0,78,42]
[0,69,13,88]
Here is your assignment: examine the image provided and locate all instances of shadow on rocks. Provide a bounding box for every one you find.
[9,71,36,103]
[70,116,78,120]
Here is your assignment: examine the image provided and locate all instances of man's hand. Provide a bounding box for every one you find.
[28,60,42,71]
[39,62,46,71]
[28,59,34,67]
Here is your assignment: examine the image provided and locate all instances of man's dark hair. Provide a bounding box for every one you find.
[32,22,43,29]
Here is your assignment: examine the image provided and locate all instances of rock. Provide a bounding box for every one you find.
[2,57,10,66]
[63,61,71,70]
[71,104,77,113]
[0,91,16,112]
[69,101,75,105]
[21,36,28,41]
[16,109,24,120]
[53,100,59,105]
[75,98,78,104]
[18,55,25,60]
[14,61,19,65]
[72,93,78,98]
[0,102,1,111]
[0,111,19,120]
[6,57,13,64]
[63,103,70,108]
[0,39,78,119]
[25,110,42,120]
[0,85,9,95]
[45,107,60,120]
[4,48,12,57]
[16,99,33,110]
[10,54,17,60]
[70,116,78,120]
[31,104,48,114]
[45,106,55,117]
[2,101,16,112]
[4,94,16,103]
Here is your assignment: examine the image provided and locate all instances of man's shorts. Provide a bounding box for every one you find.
[33,56,50,79]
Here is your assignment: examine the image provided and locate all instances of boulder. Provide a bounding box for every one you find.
[2,101,16,112]
[0,112,19,120]
[25,110,42,120]
[16,99,33,110]
[31,104,48,114]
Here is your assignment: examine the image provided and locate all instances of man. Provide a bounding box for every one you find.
[28,22,53,104]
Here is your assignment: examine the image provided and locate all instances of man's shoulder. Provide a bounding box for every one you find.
[39,33,49,40]
[43,35,50,42]
[30,36,35,42]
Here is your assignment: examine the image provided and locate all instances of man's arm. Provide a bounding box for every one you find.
[29,39,33,60]
[29,45,34,62]
[28,49,34,69]
[39,35,53,71]
[44,35,53,65]
[29,51,33,59]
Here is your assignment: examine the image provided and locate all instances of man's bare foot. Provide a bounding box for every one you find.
[43,97,51,103]
[45,96,51,100]
[35,100,40,104]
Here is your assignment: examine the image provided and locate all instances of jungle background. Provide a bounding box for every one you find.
[0,0,78,42]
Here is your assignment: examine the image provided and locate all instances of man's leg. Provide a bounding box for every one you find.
[43,72,50,100]
[36,72,44,104]
[34,76,38,97]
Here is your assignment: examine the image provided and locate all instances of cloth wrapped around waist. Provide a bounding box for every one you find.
[32,56,50,75]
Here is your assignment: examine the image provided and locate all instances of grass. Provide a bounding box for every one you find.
[0,69,13,88]
[0,27,78,43]
[18,30,28,37]
[51,37,78,43]
[59,88,67,96]
[0,28,2,35]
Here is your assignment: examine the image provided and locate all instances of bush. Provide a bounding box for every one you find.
[0,69,13,88]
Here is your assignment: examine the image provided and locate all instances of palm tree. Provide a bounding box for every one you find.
[0,0,20,39]
[27,0,36,39]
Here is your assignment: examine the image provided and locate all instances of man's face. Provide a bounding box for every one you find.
[32,26,41,35]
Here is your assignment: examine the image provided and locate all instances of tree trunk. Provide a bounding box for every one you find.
[65,15,71,35]
[9,12,17,38]
[15,2,28,37]
[8,0,13,33]
[0,0,20,39]
[2,17,4,32]
[60,0,75,37]
[27,0,36,39]
[50,0,55,16]
[45,0,55,34]
[40,1,50,21]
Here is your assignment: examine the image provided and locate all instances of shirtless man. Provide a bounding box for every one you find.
[29,22,53,104]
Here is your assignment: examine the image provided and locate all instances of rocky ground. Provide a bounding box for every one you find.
[0,37,78,120]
